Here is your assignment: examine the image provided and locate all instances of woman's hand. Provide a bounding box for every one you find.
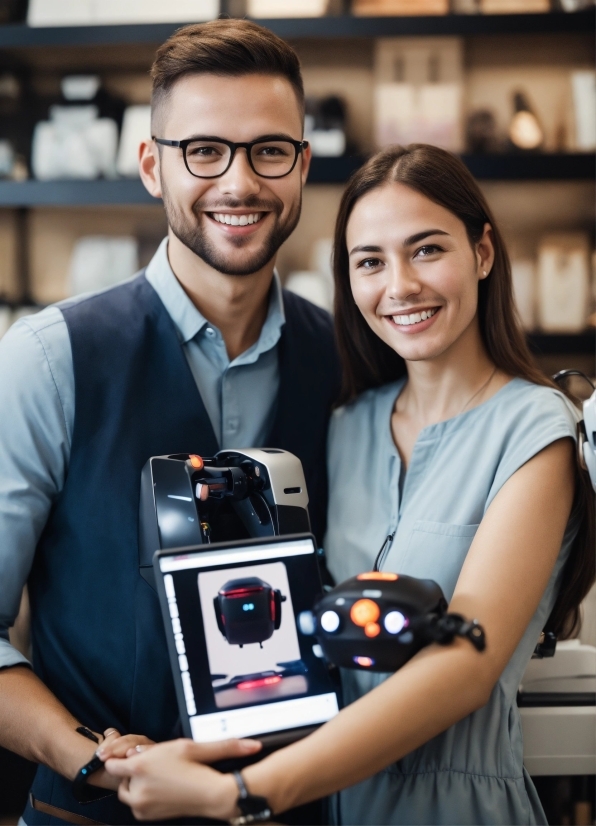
[105,737,262,821]
[96,727,156,761]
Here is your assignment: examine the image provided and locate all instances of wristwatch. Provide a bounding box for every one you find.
[229,770,272,825]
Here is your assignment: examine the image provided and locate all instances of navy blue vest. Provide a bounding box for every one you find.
[24,274,340,825]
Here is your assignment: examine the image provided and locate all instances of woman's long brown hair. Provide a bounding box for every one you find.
[333,143,594,639]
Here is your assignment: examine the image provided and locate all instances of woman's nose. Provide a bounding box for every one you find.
[215,149,261,200]
[385,260,422,301]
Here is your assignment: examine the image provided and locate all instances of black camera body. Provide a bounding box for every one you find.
[139,449,310,587]
[300,572,485,672]
[213,576,286,647]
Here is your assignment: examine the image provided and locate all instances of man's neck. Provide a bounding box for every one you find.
[166,231,275,361]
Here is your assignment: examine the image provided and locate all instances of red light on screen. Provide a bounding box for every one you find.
[237,675,283,691]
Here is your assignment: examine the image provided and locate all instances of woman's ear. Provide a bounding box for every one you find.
[476,223,495,281]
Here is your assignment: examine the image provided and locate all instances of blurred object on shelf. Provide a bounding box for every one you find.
[285,271,332,311]
[28,0,219,26]
[0,140,15,179]
[0,0,27,22]
[117,106,151,178]
[465,109,500,153]
[480,0,550,11]
[511,259,536,330]
[537,232,590,332]
[305,96,347,157]
[0,305,11,339]
[571,71,596,151]
[285,237,334,313]
[374,38,463,151]
[508,91,544,152]
[353,0,449,14]
[558,0,594,10]
[247,0,330,15]
[68,236,139,296]
[451,0,481,10]
[32,107,118,181]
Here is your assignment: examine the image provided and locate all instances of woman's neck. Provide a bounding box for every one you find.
[392,319,510,465]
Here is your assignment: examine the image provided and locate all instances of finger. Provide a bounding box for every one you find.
[183,737,262,764]
[117,777,132,806]
[105,756,138,778]
[98,735,153,760]
[126,745,151,757]
[103,727,120,740]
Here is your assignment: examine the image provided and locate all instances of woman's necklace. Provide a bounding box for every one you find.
[458,366,498,416]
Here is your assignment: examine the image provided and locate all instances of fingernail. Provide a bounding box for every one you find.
[96,748,105,759]
[240,739,261,752]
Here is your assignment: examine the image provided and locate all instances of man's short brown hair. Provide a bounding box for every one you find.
[150,19,304,132]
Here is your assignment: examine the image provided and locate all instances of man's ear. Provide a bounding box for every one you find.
[300,141,312,187]
[477,223,495,281]
[139,139,163,200]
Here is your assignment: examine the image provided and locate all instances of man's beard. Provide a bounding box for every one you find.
[161,180,302,276]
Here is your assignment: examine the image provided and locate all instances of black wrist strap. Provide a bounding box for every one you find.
[72,754,112,804]
[230,771,272,825]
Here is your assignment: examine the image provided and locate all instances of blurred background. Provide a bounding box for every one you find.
[0,0,594,823]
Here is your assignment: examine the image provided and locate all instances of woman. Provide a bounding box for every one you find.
[104,145,594,825]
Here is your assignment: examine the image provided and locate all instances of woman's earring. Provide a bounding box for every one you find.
[483,270,487,277]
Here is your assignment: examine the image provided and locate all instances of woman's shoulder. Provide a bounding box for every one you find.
[493,377,579,437]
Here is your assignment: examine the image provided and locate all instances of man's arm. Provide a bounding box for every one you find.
[0,312,119,788]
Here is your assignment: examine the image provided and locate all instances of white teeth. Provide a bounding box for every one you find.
[392,307,438,326]
[211,212,262,226]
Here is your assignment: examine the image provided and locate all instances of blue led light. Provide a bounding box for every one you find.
[242,603,255,612]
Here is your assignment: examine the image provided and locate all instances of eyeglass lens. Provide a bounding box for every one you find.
[184,139,297,178]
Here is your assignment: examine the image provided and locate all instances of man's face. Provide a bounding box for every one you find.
[155,73,308,276]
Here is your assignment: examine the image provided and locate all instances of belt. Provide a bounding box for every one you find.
[29,793,107,826]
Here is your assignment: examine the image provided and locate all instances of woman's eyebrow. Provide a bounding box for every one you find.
[349,244,383,256]
[403,229,449,247]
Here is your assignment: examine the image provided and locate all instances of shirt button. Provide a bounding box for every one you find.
[205,327,216,338]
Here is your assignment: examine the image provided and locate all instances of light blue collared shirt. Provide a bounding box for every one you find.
[0,238,285,670]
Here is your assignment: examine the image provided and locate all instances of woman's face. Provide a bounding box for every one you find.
[346,182,493,363]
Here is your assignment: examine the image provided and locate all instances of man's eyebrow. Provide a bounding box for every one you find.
[403,229,449,246]
[349,244,383,256]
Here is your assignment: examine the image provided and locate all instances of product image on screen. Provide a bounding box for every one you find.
[200,562,307,709]
[157,536,339,743]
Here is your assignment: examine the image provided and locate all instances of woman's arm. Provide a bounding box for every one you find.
[106,437,575,821]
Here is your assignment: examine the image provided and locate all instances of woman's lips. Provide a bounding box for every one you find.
[385,306,442,334]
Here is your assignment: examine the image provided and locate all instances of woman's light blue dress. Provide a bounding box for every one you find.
[324,378,579,825]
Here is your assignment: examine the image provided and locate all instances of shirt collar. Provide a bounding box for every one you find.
[145,237,285,348]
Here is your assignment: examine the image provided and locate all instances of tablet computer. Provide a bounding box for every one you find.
[154,534,339,748]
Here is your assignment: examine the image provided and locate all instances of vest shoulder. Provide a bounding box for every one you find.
[60,273,150,318]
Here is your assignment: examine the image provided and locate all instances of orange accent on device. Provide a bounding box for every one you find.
[350,599,380,627]
[189,454,204,470]
[364,622,381,638]
[357,572,398,581]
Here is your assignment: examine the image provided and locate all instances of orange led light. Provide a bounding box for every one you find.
[189,454,204,470]
[357,572,398,581]
[364,622,381,638]
[354,656,374,668]
[350,599,380,627]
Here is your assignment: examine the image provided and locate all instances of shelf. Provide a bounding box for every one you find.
[0,153,592,206]
[527,332,595,356]
[0,9,593,48]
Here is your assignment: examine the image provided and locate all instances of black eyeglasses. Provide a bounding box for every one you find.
[152,135,309,179]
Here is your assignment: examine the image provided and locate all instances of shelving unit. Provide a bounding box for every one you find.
[0,9,593,364]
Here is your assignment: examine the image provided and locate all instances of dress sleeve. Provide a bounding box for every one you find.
[485,386,578,513]
[0,310,73,669]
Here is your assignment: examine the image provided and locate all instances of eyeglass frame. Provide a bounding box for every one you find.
[152,134,309,179]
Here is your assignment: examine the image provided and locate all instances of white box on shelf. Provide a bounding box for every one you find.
[248,0,328,15]
[480,0,549,12]
[537,233,591,333]
[69,236,139,296]
[353,0,449,14]
[32,107,118,180]
[511,259,536,331]
[571,71,596,151]
[28,0,218,26]
[117,106,152,178]
[375,83,463,151]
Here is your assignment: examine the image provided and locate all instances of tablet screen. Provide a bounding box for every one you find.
[157,535,339,743]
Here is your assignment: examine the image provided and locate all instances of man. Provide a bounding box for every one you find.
[0,20,339,825]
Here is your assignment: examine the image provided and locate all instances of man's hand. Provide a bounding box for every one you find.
[105,737,262,821]
[87,728,156,790]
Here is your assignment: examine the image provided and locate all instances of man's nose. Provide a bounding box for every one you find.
[215,148,261,200]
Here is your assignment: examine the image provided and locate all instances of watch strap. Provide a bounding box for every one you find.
[229,770,272,825]
[72,754,112,804]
